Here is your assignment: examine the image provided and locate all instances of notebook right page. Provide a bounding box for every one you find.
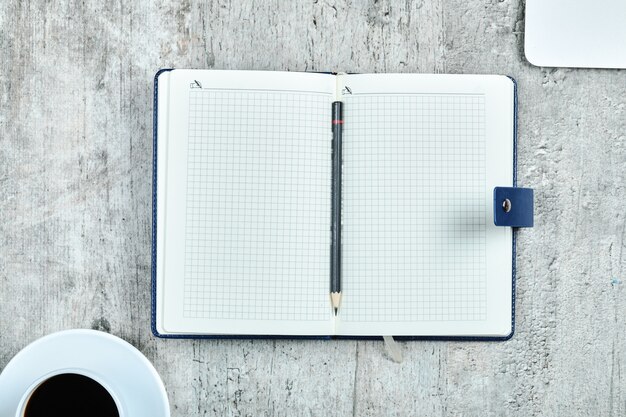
[337,74,514,337]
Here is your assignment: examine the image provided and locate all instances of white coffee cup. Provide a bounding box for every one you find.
[0,329,168,417]
[15,368,124,417]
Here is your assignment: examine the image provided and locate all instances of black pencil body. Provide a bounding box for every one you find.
[331,101,343,302]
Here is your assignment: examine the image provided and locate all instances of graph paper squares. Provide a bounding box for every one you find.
[341,94,488,322]
[182,89,488,324]
[183,89,332,322]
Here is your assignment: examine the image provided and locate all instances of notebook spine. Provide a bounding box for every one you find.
[330,101,343,314]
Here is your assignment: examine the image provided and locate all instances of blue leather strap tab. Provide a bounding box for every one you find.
[494,187,534,228]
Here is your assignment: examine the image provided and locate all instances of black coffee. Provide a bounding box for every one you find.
[24,373,119,417]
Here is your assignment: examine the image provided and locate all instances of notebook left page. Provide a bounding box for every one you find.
[155,70,336,336]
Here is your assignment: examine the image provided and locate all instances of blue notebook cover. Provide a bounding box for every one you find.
[151,70,519,341]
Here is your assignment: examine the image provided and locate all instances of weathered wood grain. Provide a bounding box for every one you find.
[0,0,624,416]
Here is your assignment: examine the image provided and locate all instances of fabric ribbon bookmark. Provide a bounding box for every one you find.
[383,336,403,363]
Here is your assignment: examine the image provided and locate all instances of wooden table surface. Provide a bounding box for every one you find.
[1,1,625,416]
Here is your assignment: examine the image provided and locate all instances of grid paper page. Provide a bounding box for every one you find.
[341,93,487,323]
[183,89,331,322]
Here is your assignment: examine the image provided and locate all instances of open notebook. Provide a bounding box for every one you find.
[153,69,525,339]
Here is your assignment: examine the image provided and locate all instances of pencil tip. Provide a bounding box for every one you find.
[330,292,342,314]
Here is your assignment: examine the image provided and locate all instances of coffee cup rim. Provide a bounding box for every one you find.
[16,368,124,417]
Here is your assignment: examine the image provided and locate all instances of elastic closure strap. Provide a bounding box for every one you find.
[493,187,534,228]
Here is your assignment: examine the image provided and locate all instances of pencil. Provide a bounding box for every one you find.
[331,101,343,314]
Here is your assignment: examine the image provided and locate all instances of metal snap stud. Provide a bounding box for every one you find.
[502,198,512,213]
